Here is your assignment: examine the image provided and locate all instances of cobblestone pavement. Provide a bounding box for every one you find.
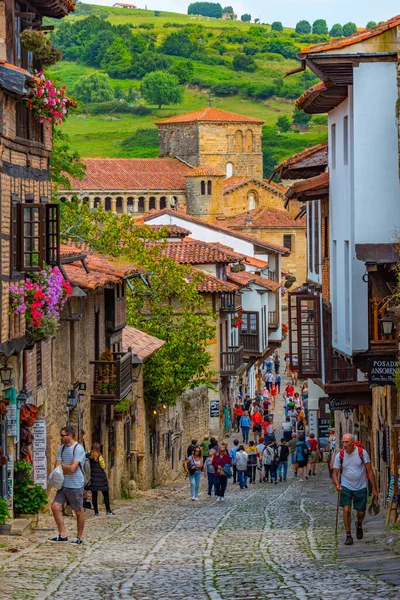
[1,368,398,600]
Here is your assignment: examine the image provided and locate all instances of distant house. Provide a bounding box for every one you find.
[222,11,237,20]
[113,3,137,7]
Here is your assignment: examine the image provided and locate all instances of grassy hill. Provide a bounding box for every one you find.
[47,3,328,176]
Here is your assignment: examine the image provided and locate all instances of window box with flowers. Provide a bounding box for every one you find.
[27,73,75,126]
[232,309,244,328]
[9,266,72,343]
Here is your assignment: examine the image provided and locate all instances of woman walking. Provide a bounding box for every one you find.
[204,448,216,497]
[235,445,249,489]
[212,446,231,502]
[307,433,320,476]
[246,440,258,484]
[185,447,203,500]
[86,443,116,517]
[240,410,251,444]
[295,434,309,482]
[262,443,274,482]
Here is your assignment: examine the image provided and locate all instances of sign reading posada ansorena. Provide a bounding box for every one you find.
[368,356,397,386]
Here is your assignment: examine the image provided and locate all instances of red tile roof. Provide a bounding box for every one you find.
[137,224,191,237]
[226,267,281,292]
[285,173,330,206]
[155,107,265,125]
[31,0,75,18]
[227,207,305,229]
[67,158,193,192]
[223,177,287,196]
[244,255,269,269]
[296,82,328,110]
[195,272,240,294]
[143,209,291,256]
[63,264,120,290]
[186,166,225,177]
[299,15,400,56]
[122,326,165,361]
[154,239,243,265]
[60,243,141,278]
[272,141,328,174]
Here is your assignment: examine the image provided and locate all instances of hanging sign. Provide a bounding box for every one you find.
[369,356,397,386]
[328,398,356,412]
[33,419,47,490]
[210,400,220,418]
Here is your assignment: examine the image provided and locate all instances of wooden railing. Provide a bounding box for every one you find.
[369,298,396,349]
[239,333,259,354]
[268,311,278,328]
[220,292,241,313]
[220,346,244,375]
[90,350,132,405]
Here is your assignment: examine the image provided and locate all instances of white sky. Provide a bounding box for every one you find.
[80,0,399,28]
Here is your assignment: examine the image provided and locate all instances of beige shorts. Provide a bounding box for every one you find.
[310,450,319,464]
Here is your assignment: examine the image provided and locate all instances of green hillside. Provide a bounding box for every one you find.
[47,3,328,175]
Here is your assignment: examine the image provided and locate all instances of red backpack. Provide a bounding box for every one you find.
[339,443,370,479]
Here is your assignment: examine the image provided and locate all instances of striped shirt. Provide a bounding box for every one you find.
[56,443,86,489]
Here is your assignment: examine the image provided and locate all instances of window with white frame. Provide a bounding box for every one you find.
[306,200,321,281]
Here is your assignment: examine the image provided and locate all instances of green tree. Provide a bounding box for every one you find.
[271,21,283,32]
[50,130,86,198]
[312,19,328,35]
[114,84,124,100]
[343,22,357,36]
[141,71,183,108]
[276,115,291,132]
[59,205,216,406]
[187,2,223,18]
[100,37,132,76]
[73,72,115,104]
[329,23,343,37]
[292,106,312,126]
[161,31,199,58]
[295,20,311,34]
[366,21,377,28]
[222,6,234,13]
[169,60,194,84]
[241,13,251,22]
[232,52,256,72]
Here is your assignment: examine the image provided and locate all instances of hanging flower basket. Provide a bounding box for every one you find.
[20,30,62,67]
[27,73,74,126]
[9,266,72,343]
[232,308,244,328]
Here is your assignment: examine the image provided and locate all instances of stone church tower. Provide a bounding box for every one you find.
[156,108,264,180]
[184,166,225,223]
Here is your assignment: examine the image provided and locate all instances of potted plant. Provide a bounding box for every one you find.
[114,397,131,420]
[20,30,62,67]
[13,479,47,526]
[14,460,33,482]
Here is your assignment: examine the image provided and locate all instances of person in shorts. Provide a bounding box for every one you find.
[332,434,378,546]
[51,425,86,545]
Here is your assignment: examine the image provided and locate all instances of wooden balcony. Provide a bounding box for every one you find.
[369,298,397,351]
[220,346,245,376]
[268,311,279,329]
[90,350,132,405]
[239,333,260,355]
[220,292,241,313]
[105,287,127,333]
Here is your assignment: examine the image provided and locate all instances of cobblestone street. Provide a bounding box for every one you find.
[0,467,398,600]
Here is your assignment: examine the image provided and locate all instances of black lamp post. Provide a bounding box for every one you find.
[380,315,395,337]
[343,406,352,421]
[131,354,143,382]
[62,285,87,321]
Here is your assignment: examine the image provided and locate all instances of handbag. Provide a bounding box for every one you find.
[223,464,232,478]
[188,457,197,475]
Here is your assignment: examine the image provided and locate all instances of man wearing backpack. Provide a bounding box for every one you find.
[332,434,378,546]
[50,425,87,545]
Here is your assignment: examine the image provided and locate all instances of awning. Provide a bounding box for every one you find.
[355,243,399,265]
[285,173,329,207]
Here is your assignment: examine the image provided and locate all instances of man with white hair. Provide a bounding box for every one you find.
[332,434,378,545]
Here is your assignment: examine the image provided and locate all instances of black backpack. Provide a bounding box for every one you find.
[302,442,310,460]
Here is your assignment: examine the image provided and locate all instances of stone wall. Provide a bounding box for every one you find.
[186,175,225,221]
[158,122,200,165]
[221,181,286,217]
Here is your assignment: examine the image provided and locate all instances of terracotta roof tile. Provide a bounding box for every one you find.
[272,141,328,174]
[227,207,305,229]
[63,264,120,290]
[223,177,287,196]
[138,224,191,236]
[296,82,328,110]
[244,255,269,269]
[155,107,265,125]
[299,15,400,56]
[67,158,192,192]
[226,267,281,292]
[186,166,225,177]
[195,273,240,294]
[143,209,290,255]
[60,243,141,278]
[154,239,242,265]
[122,326,165,361]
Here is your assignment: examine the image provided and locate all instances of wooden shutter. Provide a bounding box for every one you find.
[288,292,321,379]
[10,194,20,273]
[18,203,44,271]
[45,204,60,266]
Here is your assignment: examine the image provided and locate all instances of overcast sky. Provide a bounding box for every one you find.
[80,0,399,28]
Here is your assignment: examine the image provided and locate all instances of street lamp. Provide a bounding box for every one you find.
[343,406,352,420]
[16,390,28,410]
[131,352,143,382]
[380,315,395,337]
[0,357,13,386]
[62,285,87,321]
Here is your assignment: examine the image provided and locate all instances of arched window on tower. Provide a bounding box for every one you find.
[94,197,101,209]
[207,180,212,195]
[59,197,67,203]
[138,197,145,213]
[127,197,134,213]
[201,181,206,195]
[235,130,243,153]
[226,162,233,178]
[105,197,112,212]
[245,129,253,153]
[160,196,167,209]
[82,197,89,205]
[149,197,156,210]
[248,191,258,210]
[116,197,123,214]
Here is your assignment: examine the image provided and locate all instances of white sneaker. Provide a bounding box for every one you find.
[191,496,195,501]
[216,497,221,502]
[221,497,225,502]
[194,497,199,501]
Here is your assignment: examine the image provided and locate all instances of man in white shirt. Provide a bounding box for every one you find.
[332,434,378,546]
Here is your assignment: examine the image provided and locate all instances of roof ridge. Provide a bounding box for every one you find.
[155,107,265,125]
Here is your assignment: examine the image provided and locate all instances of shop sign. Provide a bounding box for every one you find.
[210,400,220,418]
[369,356,397,386]
[33,419,47,490]
[328,398,356,412]
[308,410,318,437]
